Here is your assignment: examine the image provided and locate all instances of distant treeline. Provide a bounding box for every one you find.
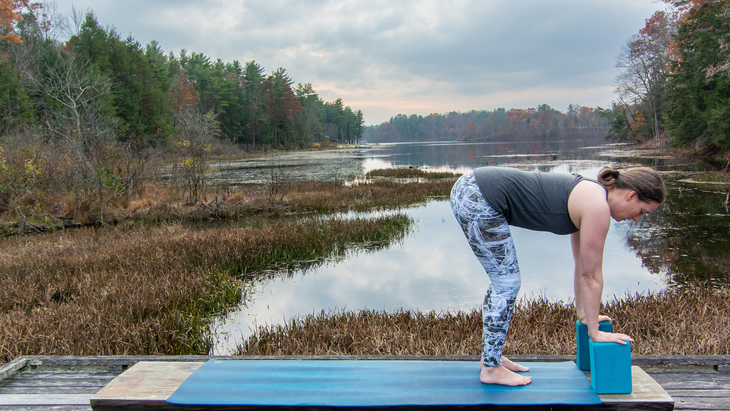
[0,8,364,149]
[364,104,609,143]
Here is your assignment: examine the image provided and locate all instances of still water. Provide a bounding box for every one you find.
[212,140,729,354]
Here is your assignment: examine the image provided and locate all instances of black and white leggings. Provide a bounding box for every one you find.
[450,171,521,367]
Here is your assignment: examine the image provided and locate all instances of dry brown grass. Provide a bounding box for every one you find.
[238,286,730,356]
[0,213,412,364]
[1,178,455,235]
[281,180,456,212]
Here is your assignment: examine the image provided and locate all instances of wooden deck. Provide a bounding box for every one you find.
[0,355,728,410]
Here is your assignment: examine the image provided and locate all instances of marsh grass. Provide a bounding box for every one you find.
[1,178,456,235]
[238,285,730,356]
[280,180,456,212]
[0,214,412,364]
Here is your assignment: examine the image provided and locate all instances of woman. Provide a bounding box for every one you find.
[450,166,664,386]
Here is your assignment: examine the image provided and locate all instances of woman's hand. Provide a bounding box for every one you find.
[590,331,634,345]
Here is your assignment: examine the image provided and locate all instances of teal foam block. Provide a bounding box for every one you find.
[576,320,613,371]
[589,340,632,394]
[166,360,602,407]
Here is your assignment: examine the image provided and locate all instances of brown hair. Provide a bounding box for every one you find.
[598,166,664,204]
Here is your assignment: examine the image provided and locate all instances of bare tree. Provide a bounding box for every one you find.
[615,11,675,141]
[27,52,112,140]
[172,108,219,201]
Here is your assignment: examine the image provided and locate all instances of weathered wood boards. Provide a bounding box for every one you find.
[89,361,674,411]
[90,362,202,410]
[0,393,93,406]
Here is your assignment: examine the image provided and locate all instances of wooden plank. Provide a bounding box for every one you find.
[0,385,104,394]
[3,377,115,388]
[0,393,92,405]
[11,372,118,380]
[0,357,27,383]
[649,373,729,389]
[90,362,202,411]
[665,389,730,398]
[4,378,116,389]
[672,395,730,410]
[0,406,91,411]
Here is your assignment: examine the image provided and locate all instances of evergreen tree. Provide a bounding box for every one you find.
[0,60,35,132]
[664,1,730,150]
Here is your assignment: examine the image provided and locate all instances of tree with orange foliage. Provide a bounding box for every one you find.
[0,0,31,45]
[170,71,200,111]
[611,8,676,142]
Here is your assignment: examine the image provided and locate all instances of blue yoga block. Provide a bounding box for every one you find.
[588,340,632,394]
[576,320,613,371]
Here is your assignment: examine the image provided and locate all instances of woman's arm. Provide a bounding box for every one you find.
[569,182,633,344]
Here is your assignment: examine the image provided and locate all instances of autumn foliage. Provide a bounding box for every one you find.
[0,0,32,44]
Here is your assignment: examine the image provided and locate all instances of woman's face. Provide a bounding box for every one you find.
[611,190,661,222]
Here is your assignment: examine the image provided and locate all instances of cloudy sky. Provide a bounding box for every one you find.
[51,0,665,125]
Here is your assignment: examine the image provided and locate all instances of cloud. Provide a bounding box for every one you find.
[52,0,663,124]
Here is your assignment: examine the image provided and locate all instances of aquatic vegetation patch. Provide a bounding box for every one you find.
[0,213,412,364]
[238,285,730,356]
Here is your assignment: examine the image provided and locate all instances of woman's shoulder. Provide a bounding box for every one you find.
[571,179,609,201]
[568,180,611,229]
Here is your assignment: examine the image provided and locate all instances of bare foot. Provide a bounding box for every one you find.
[501,356,529,372]
[480,364,532,386]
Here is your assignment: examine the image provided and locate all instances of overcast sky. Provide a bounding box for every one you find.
[51,0,665,125]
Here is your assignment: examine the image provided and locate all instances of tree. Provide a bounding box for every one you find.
[69,13,172,143]
[614,11,675,141]
[262,67,302,149]
[295,82,324,144]
[242,60,266,150]
[26,51,112,139]
[0,58,34,132]
[664,0,730,150]
[0,0,31,45]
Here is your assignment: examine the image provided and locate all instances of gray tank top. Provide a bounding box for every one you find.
[473,167,591,235]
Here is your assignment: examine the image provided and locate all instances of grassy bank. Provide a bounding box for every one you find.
[0,213,412,364]
[1,177,456,236]
[238,285,730,356]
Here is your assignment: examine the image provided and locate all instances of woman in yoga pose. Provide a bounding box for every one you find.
[450,166,664,386]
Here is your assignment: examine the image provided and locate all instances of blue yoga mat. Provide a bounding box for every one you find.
[166,360,601,407]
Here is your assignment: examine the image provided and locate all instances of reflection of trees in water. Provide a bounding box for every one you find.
[621,181,730,286]
[238,229,409,308]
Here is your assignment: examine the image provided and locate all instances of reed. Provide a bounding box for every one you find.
[238,285,730,356]
[0,214,412,364]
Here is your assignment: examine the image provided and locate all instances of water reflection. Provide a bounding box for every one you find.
[624,178,730,286]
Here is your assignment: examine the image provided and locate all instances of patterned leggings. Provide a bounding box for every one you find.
[450,171,521,368]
